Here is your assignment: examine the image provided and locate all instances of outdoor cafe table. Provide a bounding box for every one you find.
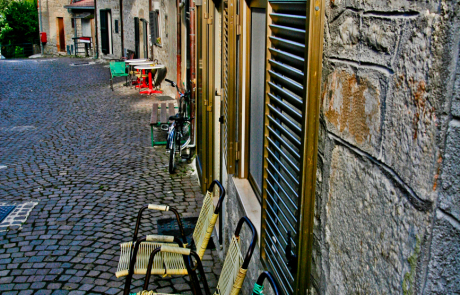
[125,59,147,63]
[129,61,155,88]
[134,65,164,95]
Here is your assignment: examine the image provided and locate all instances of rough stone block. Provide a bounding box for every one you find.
[452,73,460,118]
[424,210,460,294]
[439,119,460,220]
[328,10,361,62]
[322,65,386,157]
[326,0,439,18]
[360,16,402,68]
[381,12,441,202]
[324,145,431,294]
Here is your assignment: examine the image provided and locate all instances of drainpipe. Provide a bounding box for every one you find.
[176,0,181,94]
[188,0,196,147]
[94,0,99,58]
[120,0,124,56]
[149,0,152,59]
[38,0,44,55]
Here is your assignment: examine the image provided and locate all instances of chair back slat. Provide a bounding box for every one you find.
[214,236,244,295]
[192,191,216,257]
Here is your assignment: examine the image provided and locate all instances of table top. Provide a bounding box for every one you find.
[134,65,164,70]
[126,59,147,63]
[129,61,155,66]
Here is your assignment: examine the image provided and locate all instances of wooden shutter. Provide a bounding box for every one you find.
[261,1,306,294]
[149,11,159,45]
[100,10,109,54]
[134,17,140,58]
[222,0,237,174]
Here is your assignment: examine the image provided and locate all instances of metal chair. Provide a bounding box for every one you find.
[116,180,225,278]
[252,271,280,295]
[124,216,258,295]
[109,61,129,91]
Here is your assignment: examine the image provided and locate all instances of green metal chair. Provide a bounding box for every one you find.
[110,61,129,91]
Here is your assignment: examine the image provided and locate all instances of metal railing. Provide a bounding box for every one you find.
[0,43,35,58]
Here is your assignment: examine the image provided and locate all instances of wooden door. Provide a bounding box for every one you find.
[57,17,65,52]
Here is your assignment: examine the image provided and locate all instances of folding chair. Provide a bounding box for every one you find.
[124,216,257,295]
[252,271,280,295]
[116,180,225,278]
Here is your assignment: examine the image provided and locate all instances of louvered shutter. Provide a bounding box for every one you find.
[261,1,306,294]
[134,17,140,58]
[100,10,109,54]
[222,0,237,174]
[149,11,158,44]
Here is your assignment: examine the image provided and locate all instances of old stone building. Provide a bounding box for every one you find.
[190,0,460,294]
[39,0,95,56]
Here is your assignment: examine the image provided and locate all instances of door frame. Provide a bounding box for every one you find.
[56,17,66,52]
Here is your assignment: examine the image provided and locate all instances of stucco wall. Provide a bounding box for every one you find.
[313,0,460,294]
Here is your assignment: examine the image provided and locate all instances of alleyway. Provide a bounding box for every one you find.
[0,58,221,295]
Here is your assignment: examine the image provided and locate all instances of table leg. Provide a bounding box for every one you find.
[140,70,163,95]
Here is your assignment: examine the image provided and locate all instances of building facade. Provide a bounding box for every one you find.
[190,0,460,294]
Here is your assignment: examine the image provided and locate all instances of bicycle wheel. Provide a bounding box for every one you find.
[169,135,176,174]
[180,121,191,150]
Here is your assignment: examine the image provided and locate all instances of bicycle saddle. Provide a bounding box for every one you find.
[169,114,186,122]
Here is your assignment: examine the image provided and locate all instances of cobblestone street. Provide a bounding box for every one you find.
[0,58,221,295]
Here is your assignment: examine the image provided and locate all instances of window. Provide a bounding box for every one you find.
[149,10,162,46]
[247,7,266,199]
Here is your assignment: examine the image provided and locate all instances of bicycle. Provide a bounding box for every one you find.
[164,79,193,174]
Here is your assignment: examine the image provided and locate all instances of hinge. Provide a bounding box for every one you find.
[235,144,240,160]
[204,12,208,19]
[236,15,241,35]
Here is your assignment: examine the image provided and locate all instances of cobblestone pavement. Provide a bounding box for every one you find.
[0,58,222,295]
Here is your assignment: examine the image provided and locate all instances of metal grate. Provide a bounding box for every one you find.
[262,1,306,294]
[0,206,16,223]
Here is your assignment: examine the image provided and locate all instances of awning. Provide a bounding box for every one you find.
[64,0,94,9]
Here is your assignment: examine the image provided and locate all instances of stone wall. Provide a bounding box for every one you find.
[151,0,177,97]
[96,0,122,57]
[313,0,460,294]
[41,0,74,55]
[123,0,149,56]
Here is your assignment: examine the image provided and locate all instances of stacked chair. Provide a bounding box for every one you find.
[117,178,277,295]
[116,180,226,278]
[123,216,258,295]
[252,271,280,295]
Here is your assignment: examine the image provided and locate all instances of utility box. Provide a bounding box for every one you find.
[40,32,47,43]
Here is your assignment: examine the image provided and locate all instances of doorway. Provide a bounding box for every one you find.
[100,9,113,55]
[57,17,65,52]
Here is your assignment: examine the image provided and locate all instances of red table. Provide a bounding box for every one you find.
[134,65,165,95]
[125,59,149,86]
[129,61,154,88]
